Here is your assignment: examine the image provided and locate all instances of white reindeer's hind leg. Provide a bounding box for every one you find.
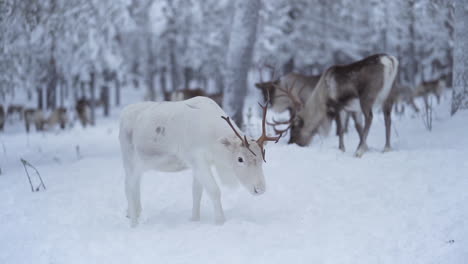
[124,155,142,227]
[191,177,203,221]
[120,132,142,226]
[125,168,142,227]
[192,155,225,225]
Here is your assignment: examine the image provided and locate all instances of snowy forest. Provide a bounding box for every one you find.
[1,0,467,263]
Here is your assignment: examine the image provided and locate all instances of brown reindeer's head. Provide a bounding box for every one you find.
[267,76,308,144]
[286,72,338,146]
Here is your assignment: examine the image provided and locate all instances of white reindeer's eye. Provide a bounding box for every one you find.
[238,157,244,163]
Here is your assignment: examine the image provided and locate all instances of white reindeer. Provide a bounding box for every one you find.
[119,97,281,226]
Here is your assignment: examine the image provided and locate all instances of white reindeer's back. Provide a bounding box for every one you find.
[120,97,231,171]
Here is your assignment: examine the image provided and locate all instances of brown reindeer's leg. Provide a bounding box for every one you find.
[383,104,392,152]
[355,110,372,157]
[351,112,364,139]
[343,112,350,133]
[336,112,345,152]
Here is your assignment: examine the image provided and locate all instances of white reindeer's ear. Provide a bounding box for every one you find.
[218,137,233,149]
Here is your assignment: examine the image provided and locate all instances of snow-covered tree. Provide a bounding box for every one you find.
[451,0,468,115]
[223,0,261,126]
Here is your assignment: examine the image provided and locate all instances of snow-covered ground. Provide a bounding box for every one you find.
[1,96,467,264]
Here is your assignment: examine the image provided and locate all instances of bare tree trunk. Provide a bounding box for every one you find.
[184,67,193,89]
[451,0,468,115]
[114,74,120,106]
[146,36,157,101]
[283,57,294,75]
[160,67,168,100]
[408,0,418,86]
[169,39,180,91]
[37,87,43,110]
[89,72,96,125]
[223,0,260,127]
[214,66,224,93]
[47,56,58,110]
[102,85,110,117]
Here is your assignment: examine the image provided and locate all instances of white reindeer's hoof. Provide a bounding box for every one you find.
[190,215,200,222]
[383,146,392,153]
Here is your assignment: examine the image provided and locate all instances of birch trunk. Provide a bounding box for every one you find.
[451,0,468,115]
[223,0,260,127]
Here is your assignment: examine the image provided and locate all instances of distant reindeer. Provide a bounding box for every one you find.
[288,54,399,157]
[413,78,447,107]
[75,98,91,127]
[0,105,5,131]
[394,77,448,114]
[119,97,281,226]
[46,107,68,130]
[24,108,45,132]
[24,107,68,132]
[7,104,24,121]
[393,82,418,114]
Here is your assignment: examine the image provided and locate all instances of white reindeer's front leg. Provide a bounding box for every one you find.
[192,156,225,225]
[191,177,203,221]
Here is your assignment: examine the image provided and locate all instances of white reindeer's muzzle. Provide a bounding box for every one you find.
[253,185,265,195]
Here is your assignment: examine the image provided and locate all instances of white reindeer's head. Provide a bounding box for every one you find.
[220,103,282,195]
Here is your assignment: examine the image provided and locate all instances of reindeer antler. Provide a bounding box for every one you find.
[256,102,282,162]
[264,63,279,81]
[222,64,282,162]
[275,77,306,112]
[257,63,279,84]
[264,76,307,137]
[221,116,257,156]
[267,116,294,135]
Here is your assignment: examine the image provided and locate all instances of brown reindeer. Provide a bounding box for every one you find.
[289,54,399,157]
[394,77,448,114]
[75,98,91,127]
[413,78,447,108]
[46,107,68,130]
[7,104,24,121]
[393,83,420,114]
[24,107,67,132]
[24,108,45,132]
[255,72,320,140]
[255,72,321,114]
[256,71,358,142]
